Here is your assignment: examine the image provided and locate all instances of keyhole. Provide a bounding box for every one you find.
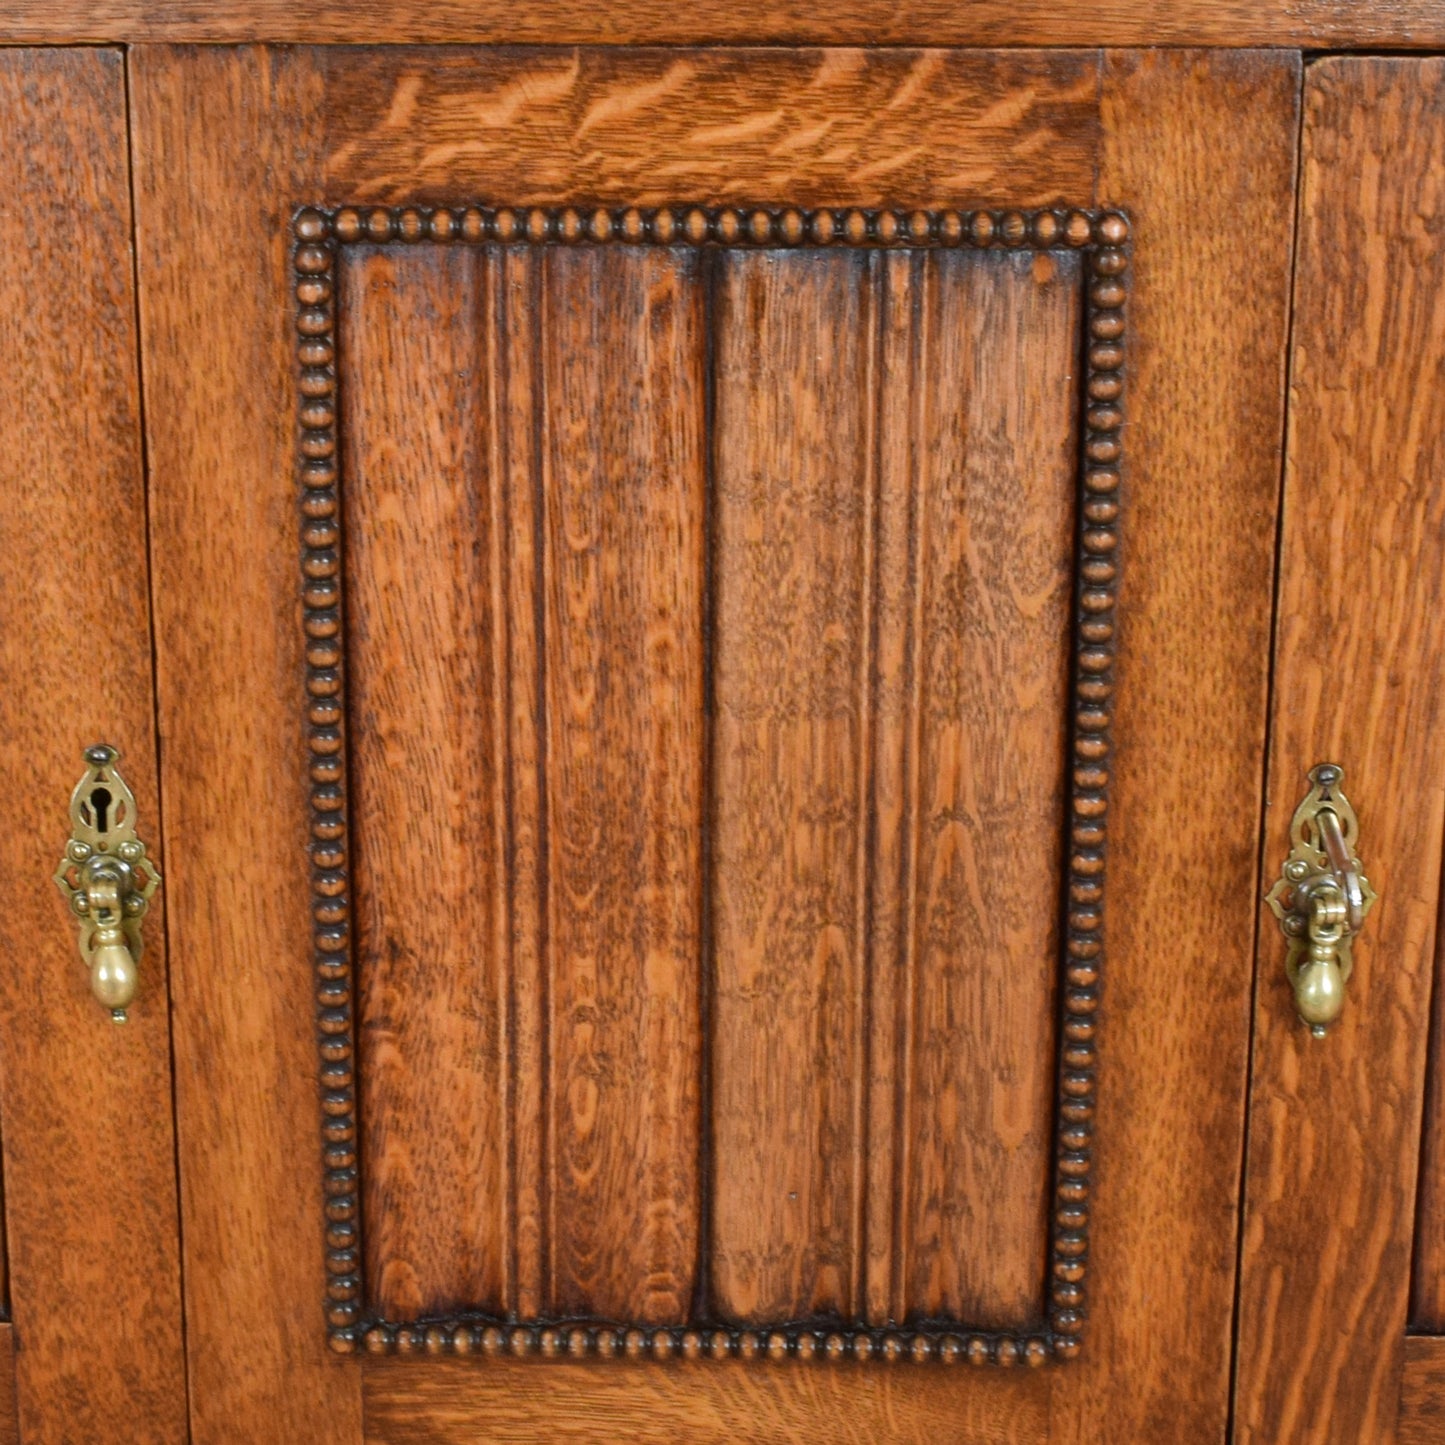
[91,787,113,835]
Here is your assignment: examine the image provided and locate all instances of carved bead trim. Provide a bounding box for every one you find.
[1049,211,1129,1361]
[292,208,363,1340]
[293,202,1130,1365]
[356,1320,1060,1367]
[302,203,1122,252]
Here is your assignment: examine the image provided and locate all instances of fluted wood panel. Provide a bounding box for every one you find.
[346,245,705,1324]
[709,248,1077,1328]
[343,240,1078,1332]
[709,250,874,1325]
[343,245,510,1319]
[900,249,1077,1325]
[539,247,707,1324]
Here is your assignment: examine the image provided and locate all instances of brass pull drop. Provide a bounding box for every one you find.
[53,745,161,1023]
[1266,764,1376,1037]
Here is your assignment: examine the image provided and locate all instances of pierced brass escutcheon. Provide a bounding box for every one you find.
[53,745,161,1023]
[1266,763,1376,1037]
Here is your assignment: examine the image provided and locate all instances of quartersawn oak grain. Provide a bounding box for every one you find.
[6,0,1445,47]
[1050,48,1301,1445]
[126,37,1307,1444]
[709,249,874,1325]
[345,243,705,1325]
[362,1356,1048,1445]
[1235,57,1445,1445]
[130,44,365,1443]
[343,244,511,1319]
[1412,88,1445,1334]
[709,246,1077,1329]
[539,245,706,1323]
[902,248,1077,1327]
[0,46,187,1445]
[1399,1336,1445,1445]
[321,48,1100,210]
[0,1328,19,1445]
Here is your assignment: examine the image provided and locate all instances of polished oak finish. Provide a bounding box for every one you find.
[5,17,1444,1445]
[1056,48,1301,1445]
[0,47,186,1445]
[707,245,1077,1332]
[321,47,1099,209]
[1235,56,1445,1445]
[299,196,1128,1370]
[1399,1336,1445,1445]
[122,35,1310,1443]
[5,0,1445,46]
[342,240,709,1326]
[131,45,363,1445]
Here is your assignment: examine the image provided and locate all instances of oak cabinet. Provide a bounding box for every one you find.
[2,23,1445,1445]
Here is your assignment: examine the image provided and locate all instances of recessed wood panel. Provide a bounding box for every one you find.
[539,246,707,1324]
[708,249,874,1326]
[320,211,1111,1358]
[342,244,509,1320]
[709,247,1078,1329]
[345,244,706,1324]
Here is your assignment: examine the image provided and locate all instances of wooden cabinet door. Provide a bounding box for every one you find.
[1235,56,1445,1445]
[0,47,187,1445]
[131,44,1299,1444]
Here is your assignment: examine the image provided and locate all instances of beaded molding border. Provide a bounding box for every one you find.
[292,202,1128,1366]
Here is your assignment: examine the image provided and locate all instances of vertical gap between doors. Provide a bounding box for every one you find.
[121,40,195,1443]
[1224,54,1309,1445]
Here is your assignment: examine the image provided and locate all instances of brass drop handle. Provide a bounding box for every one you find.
[53,745,161,1023]
[1266,763,1376,1037]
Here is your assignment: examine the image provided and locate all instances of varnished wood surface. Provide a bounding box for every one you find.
[0,1327,19,1445]
[1400,1337,1445,1445]
[1234,57,1445,1445]
[344,243,707,1323]
[130,45,365,1443]
[1049,49,1301,1445]
[0,47,188,1445]
[343,244,511,1319]
[321,48,1099,210]
[5,0,1445,46]
[539,246,707,1322]
[709,250,874,1325]
[708,248,1076,1328]
[1414,41,1445,1312]
[900,249,1076,1325]
[127,37,1307,1442]
[363,1357,1050,1444]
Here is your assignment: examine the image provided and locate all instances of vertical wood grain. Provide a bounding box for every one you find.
[0,46,187,1445]
[1051,48,1301,1445]
[1235,57,1445,1445]
[1411,81,1445,1340]
[131,44,364,1443]
[710,250,873,1323]
[902,249,1078,1326]
[540,247,706,1322]
[0,1327,19,1445]
[711,248,1076,1328]
[342,245,509,1318]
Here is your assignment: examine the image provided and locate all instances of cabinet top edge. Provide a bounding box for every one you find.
[3,1,1445,50]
